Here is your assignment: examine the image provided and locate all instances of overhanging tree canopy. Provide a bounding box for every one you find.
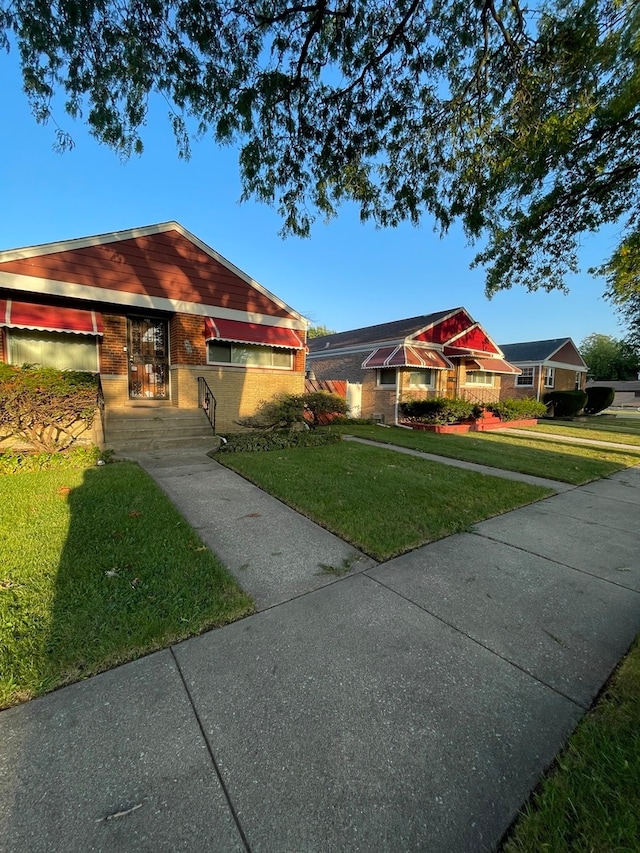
[1,0,638,298]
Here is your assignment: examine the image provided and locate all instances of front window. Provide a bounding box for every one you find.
[207,341,293,368]
[408,369,434,388]
[377,368,397,387]
[466,371,494,386]
[7,329,99,372]
[516,367,534,387]
[544,367,555,388]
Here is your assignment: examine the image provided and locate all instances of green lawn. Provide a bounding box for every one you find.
[522,415,640,445]
[0,460,254,708]
[219,440,552,561]
[501,637,640,852]
[327,423,640,484]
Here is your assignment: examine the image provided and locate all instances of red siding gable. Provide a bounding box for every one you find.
[444,326,501,355]
[412,309,472,344]
[0,229,291,318]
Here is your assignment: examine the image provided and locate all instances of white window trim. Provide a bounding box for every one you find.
[544,366,555,388]
[206,341,293,370]
[516,367,534,387]
[376,368,397,388]
[407,369,435,389]
[464,371,495,387]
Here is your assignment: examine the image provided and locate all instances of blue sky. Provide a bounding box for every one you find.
[0,51,626,348]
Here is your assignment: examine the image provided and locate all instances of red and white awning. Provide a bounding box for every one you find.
[362,345,452,369]
[204,317,304,349]
[466,357,521,375]
[0,299,104,335]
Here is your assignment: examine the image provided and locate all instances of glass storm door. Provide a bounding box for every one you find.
[127,317,169,399]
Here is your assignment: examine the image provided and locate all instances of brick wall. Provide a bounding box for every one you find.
[170,314,207,365]
[170,364,305,430]
[100,314,128,375]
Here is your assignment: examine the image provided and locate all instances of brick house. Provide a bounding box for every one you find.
[499,339,588,402]
[306,308,520,424]
[0,222,307,444]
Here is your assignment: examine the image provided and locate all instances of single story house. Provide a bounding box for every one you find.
[0,222,307,441]
[306,308,520,424]
[499,339,588,402]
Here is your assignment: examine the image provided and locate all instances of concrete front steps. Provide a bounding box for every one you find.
[104,405,218,452]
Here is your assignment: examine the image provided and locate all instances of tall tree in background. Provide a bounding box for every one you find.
[579,332,639,380]
[1,0,638,301]
[307,325,337,339]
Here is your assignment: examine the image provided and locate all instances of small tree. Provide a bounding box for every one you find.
[303,391,348,427]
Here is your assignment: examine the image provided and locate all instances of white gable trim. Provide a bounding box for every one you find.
[0,272,304,329]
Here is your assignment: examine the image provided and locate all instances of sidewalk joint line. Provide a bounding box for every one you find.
[471,531,640,595]
[170,647,252,853]
[363,573,588,710]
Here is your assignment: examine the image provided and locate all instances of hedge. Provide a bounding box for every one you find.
[542,389,588,417]
[584,386,615,415]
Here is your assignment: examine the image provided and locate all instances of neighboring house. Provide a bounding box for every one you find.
[586,379,640,409]
[499,339,588,402]
[306,307,520,424]
[0,222,307,439]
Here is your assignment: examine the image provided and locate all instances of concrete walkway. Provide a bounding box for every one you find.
[1,445,639,852]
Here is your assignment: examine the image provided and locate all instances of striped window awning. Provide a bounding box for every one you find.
[205,317,304,349]
[362,345,452,369]
[466,357,522,375]
[0,299,104,335]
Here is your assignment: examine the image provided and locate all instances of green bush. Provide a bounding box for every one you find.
[542,389,588,417]
[217,430,343,453]
[302,391,349,426]
[398,397,478,424]
[236,391,348,430]
[0,364,98,452]
[584,386,615,415]
[486,397,548,421]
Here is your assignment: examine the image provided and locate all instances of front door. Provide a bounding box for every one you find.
[127,317,169,399]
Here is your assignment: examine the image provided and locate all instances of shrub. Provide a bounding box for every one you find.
[583,386,615,415]
[398,397,478,424]
[486,398,547,421]
[0,364,98,452]
[217,430,342,453]
[302,391,349,427]
[237,393,304,430]
[236,391,348,430]
[542,389,588,417]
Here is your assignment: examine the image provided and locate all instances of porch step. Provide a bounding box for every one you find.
[104,407,217,452]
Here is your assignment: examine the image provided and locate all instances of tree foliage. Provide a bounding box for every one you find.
[579,332,639,380]
[1,0,638,298]
[307,324,337,339]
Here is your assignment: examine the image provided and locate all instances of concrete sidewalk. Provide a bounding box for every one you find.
[1,449,639,852]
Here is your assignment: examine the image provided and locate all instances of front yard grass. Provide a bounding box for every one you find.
[501,635,640,852]
[522,415,640,445]
[0,460,254,709]
[219,440,552,561]
[328,424,640,484]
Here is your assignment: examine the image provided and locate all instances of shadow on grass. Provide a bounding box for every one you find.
[39,462,253,695]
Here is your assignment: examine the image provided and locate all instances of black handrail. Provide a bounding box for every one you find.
[96,373,106,441]
[197,376,217,434]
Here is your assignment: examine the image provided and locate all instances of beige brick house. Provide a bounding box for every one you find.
[0,222,307,442]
